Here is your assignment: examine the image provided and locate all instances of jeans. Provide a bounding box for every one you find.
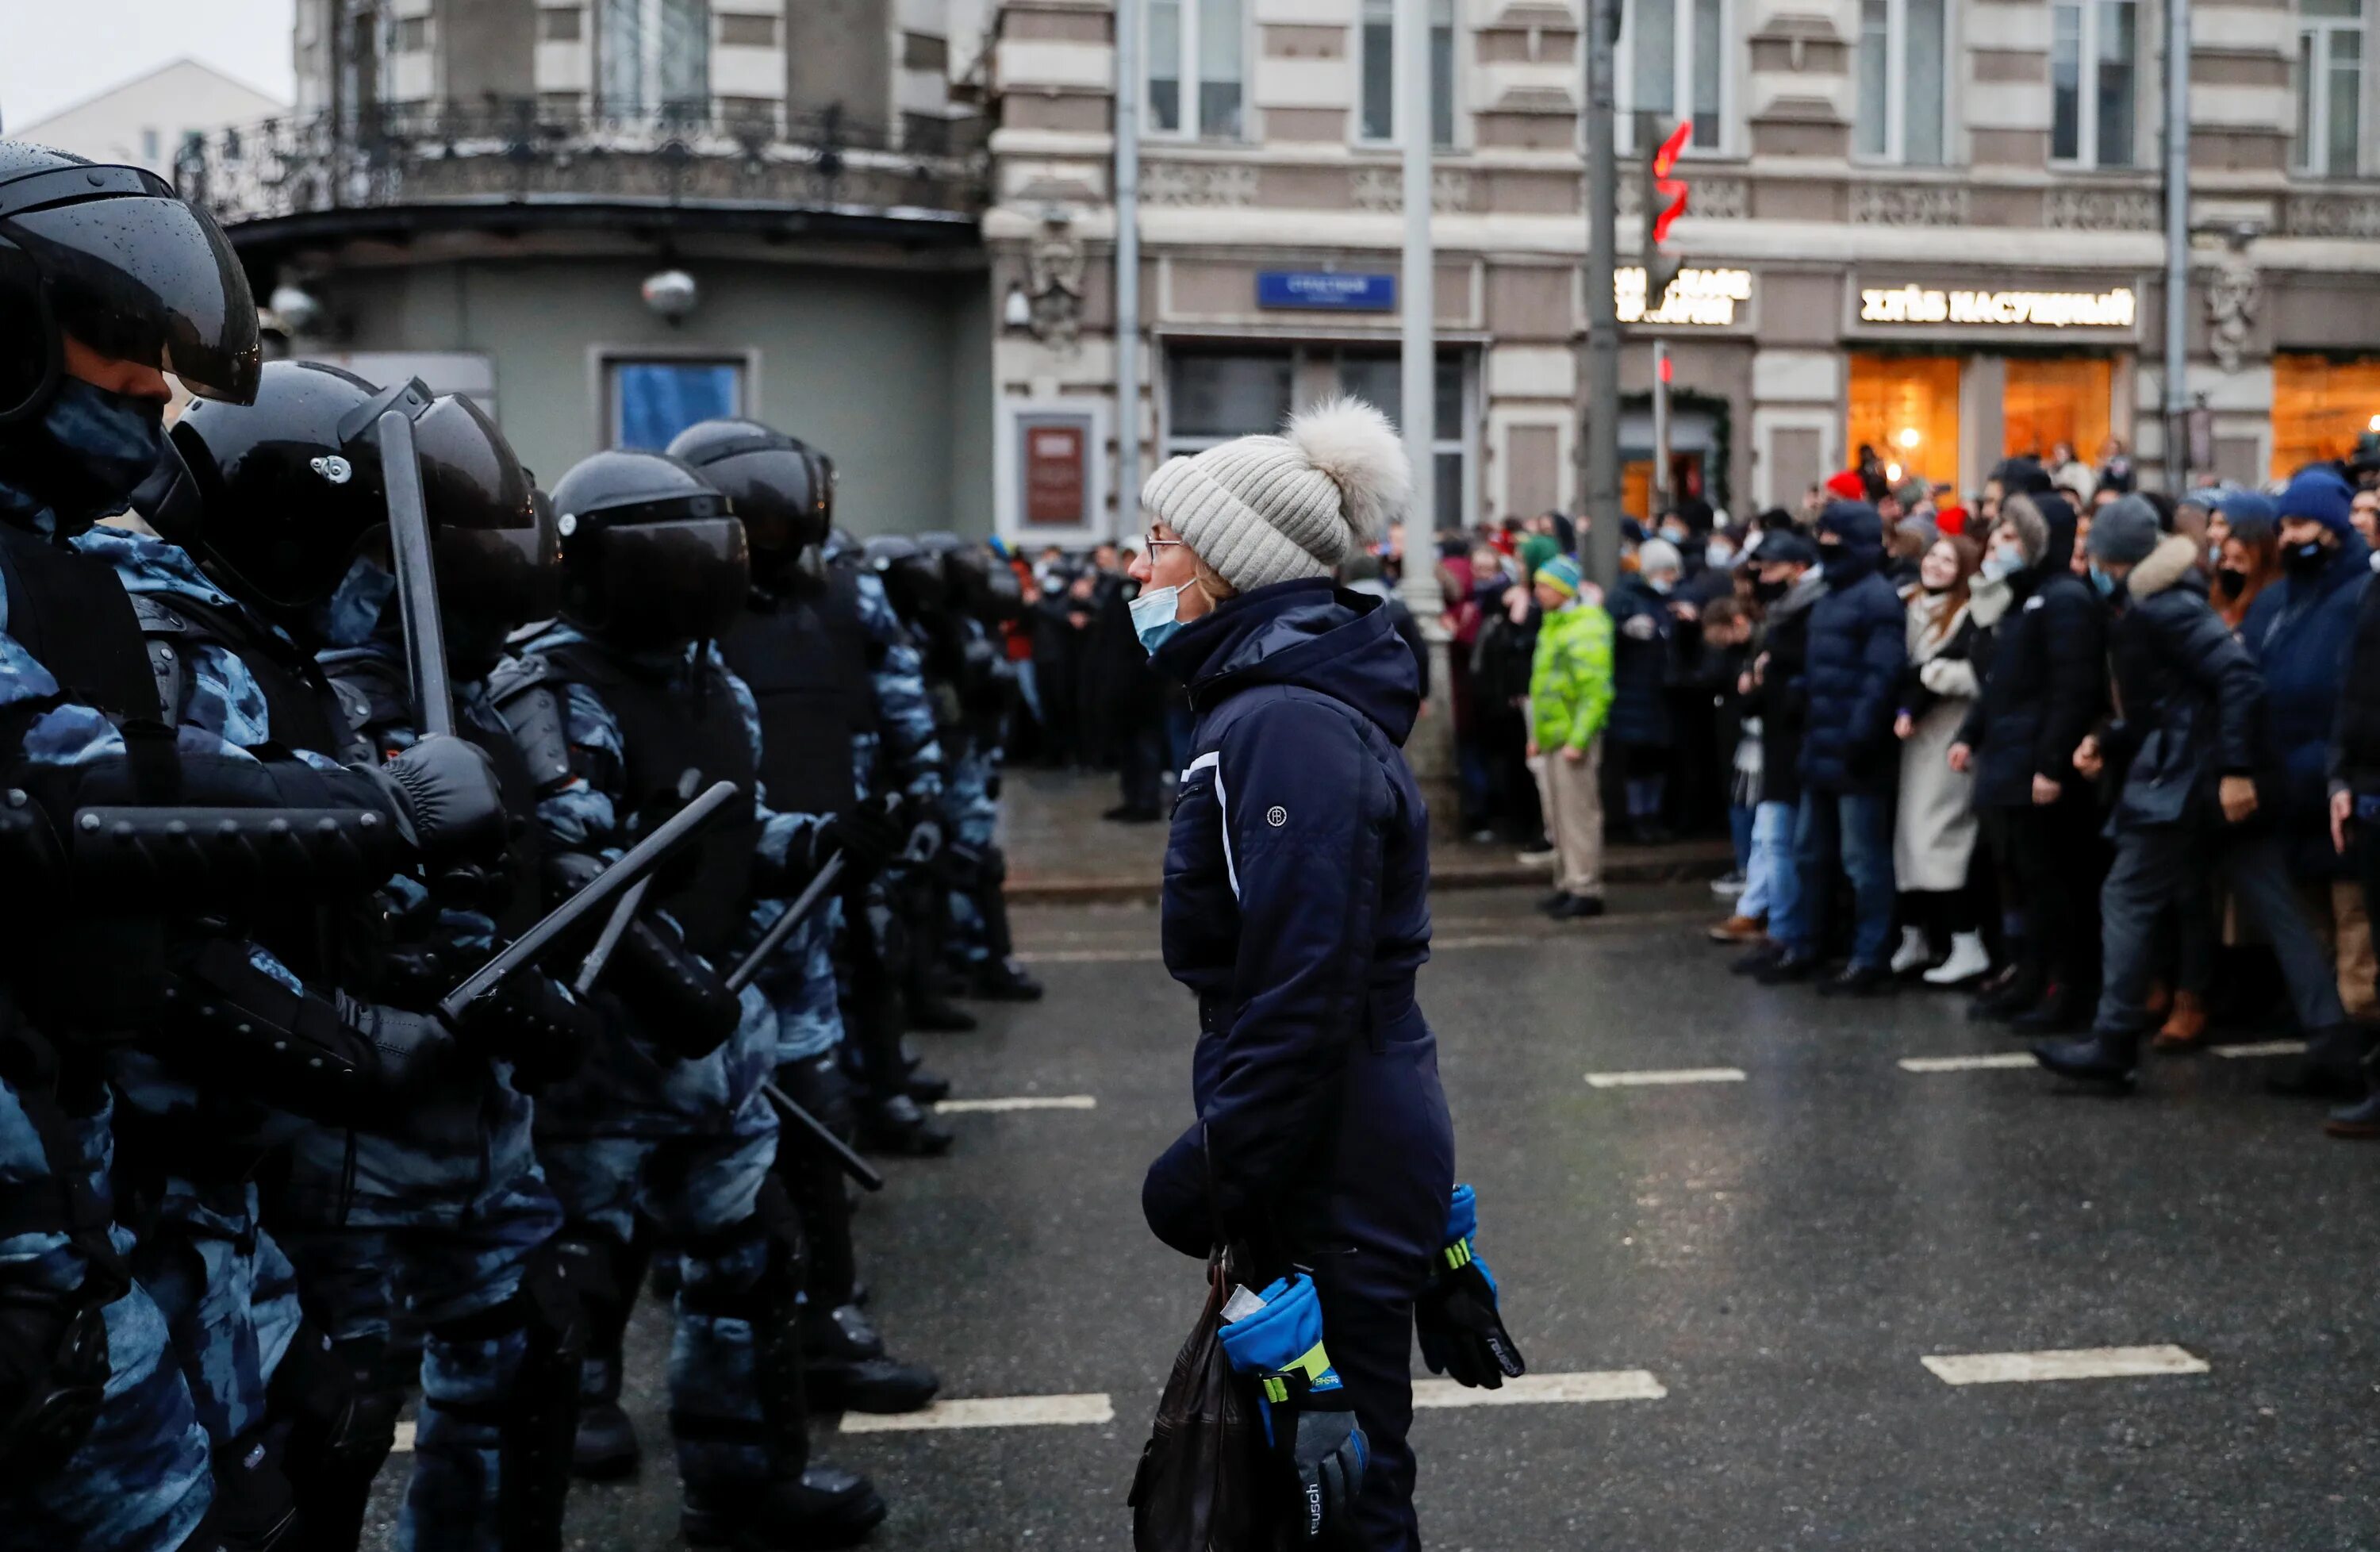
[1728,801,1756,875]
[1739,798,1798,928]
[2097,824,2348,1039]
[1789,789,1895,969]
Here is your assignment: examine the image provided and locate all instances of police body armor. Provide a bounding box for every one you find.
[719,570,874,821]
[507,643,762,958]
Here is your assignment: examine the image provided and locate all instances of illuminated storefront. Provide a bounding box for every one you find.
[2271,355,2380,478]
[1848,355,1962,491]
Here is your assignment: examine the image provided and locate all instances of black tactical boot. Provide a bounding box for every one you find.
[968,955,1043,1001]
[856,1093,954,1156]
[905,993,978,1033]
[800,1303,939,1416]
[2032,1030,2140,1090]
[681,1465,888,1551]
[2267,1024,2370,1099]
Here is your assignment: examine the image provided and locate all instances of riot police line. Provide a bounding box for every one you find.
[0,137,1042,1552]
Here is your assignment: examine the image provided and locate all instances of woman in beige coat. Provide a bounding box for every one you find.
[1891,536,1990,982]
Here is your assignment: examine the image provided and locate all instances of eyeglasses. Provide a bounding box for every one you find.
[1142,531,1186,554]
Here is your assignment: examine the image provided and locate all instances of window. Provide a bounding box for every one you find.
[717,12,775,46]
[1162,347,1472,525]
[2052,2,2136,165]
[394,14,432,52]
[1619,0,1726,150]
[140,127,160,163]
[2295,0,2363,176]
[2002,358,2113,463]
[2272,355,2380,475]
[1149,0,1244,140]
[539,6,584,41]
[608,358,743,451]
[1846,355,1961,492]
[600,0,711,118]
[1358,0,1457,147]
[1854,0,1948,164]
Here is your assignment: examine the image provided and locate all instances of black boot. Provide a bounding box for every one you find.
[905,993,979,1033]
[904,1062,952,1105]
[2008,990,2089,1035]
[2268,1024,2371,1099]
[968,955,1043,1001]
[2033,1030,2140,1089]
[2326,1048,2380,1138]
[1968,970,2047,1024]
[1752,949,1819,985]
[562,1227,648,1481]
[857,1093,954,1157]
[800,1303,940,1416]
[1818,963,1891,998]
[681,1466,888,1551]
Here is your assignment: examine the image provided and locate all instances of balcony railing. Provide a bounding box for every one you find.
[174,100,988,232]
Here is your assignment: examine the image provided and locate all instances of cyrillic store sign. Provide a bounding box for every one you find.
[1859,284,2136,329]
[1256,271,1397,311]
[1619,266,1752,326]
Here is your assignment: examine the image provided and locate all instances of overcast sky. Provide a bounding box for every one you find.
[2,0,296,131]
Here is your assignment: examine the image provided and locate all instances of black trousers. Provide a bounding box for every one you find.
[1997,795,2105,1005]
[1311,1248,1424,1552]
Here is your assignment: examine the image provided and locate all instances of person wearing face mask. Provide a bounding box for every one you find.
[1888,536,1990,985]
[2321,513,2380,1135]
[2238,469,2380,1076]
[1949,493,2108,1029]
[1606,538,1686,843]
[1731,536,1824,977]
[2036,497,2355,1092]
[2209,489,2282,630]
[1132,399,1519,1552]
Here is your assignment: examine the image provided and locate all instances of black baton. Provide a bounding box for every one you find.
[438,780,739,1020]
[723,854,846,994]
[762,1079,885,1191]
[376,407,455,740]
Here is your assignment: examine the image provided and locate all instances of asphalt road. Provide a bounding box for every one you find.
[370,882,2380,1550]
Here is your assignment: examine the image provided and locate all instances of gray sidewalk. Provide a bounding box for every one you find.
[999,765,1729,901]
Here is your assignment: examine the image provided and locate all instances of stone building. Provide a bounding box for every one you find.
[986,0,2380,544]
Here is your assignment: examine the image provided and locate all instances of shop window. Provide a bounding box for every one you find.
[1846,355,1960,490]
[2272,355,2380,477]
[2294,0,2364,176]
[599,0,711,119]
[1854,0,1948,166]
[608,357,743,451]
[1620,0,1729,151]
[2002,358,2113,466]
[2052,1,2137,167]
[1150,0,1245,140]
[1162,346,1473,527]
[1359,0,1458,148]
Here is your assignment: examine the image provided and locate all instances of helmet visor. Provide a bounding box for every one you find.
[589,517,750,648]
[413,392,533,532]
[438,521,560,636]
[6,195,259,403]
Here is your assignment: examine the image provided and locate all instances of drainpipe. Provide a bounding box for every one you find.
[1113,0,1142,539]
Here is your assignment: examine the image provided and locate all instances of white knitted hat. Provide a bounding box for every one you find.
[1140,397,1413,594]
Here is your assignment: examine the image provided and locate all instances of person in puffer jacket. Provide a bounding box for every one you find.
[1772,500,1908,993]
[1131,398,1507,1552]
[1526,553,1615,919]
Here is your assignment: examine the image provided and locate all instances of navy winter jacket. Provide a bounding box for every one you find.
[1142,579,1455,1273]
[1798,503,1910,795]
[1954,494,2106,809]
[2242,532,2372,877]
[1606,574,1679,747]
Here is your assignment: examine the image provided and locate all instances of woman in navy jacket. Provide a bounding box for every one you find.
[1130,399,1475,1552]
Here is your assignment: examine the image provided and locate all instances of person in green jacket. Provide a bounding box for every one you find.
[1527,554,1616,919]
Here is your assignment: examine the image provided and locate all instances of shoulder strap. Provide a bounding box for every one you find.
[129,594,193,728]
[488,652,574,788]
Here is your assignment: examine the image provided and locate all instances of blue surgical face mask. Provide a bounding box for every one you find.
[1130,583,1184,655]
[1706,540,1736,570]
[1979,545,2024,582]
[0,375,169,536]
[1647,574,1676,595]
[2088,561,2120,597]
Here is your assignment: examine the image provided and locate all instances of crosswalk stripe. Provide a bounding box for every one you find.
[2211,1039,2309,1059]
[1585,1067,1747,1089]
[390,1419,416,1454]
[1898,1053,2039,1073]
[1013,947,1164,964]
[1921,1345,2209,1385]
[1411,1370,1667,1408]
[935,1095,1098,1114]
[839,1393,1115,1434]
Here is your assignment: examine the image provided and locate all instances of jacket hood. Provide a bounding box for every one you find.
[1154,577,1420,744]
[1816,500,1884,588]
[2127,533,2205,601]
[1770,567,1826,623]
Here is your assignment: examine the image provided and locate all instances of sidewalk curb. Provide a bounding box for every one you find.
[1009,843,1733,905]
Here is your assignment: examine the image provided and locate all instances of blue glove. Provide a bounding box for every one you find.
[1217,1274,1368,1543]
[1415,1184,1526,1389]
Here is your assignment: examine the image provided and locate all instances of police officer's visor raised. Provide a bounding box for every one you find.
[0,167,260,404]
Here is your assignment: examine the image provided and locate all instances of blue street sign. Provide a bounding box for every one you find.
[1257,271,1397,311]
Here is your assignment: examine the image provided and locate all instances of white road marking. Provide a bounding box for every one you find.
[1013,947,1165,964]
[1585,1067,1747,1089]
[1411,1370,1668,1408]
[2212,1039,2309,1059]
[839,1393,1115,1434]
[390,1419,416,1454]
[1015,916,1708,963]
[1921,1345,2209,1386]
[935,1095,1098,1114]
[1898,1053,2040,1073]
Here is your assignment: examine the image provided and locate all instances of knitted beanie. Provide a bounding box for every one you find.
[2088,493,2163,564]
[1141,398,1413,594]
[1535,553,1583,599]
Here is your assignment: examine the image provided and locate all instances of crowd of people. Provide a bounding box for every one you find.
[0,136,1046,1552]
[1466,442,2380,1136]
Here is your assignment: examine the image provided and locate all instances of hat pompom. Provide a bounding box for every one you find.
[1286,397,1411,547]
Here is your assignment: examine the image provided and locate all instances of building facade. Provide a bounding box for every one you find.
[985,0,2380,544]
[13,60,287,175]
[180,0,998,534]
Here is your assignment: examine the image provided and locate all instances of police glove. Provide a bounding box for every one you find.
[359,735,509,870]
[332,993,462,1102]
[451,970,599,1091]
[1217,1273,1368,1546]
[0,1290,109,1473]
[805,803,904,882]
[1415,1184,1526,1390]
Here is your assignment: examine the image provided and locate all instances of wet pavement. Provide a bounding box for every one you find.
[368,882,2380,1549]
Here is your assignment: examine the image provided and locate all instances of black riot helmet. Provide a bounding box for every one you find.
[159,361,538,626]
[943,541,1023,626]
[664,418,832,577]
[551,449,747,651]
[0,141,260,421]
[862,532,948,620]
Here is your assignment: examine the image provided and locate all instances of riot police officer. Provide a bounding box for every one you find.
[125,359,596,1551]
[502,449,900,1550]
[0,139,505,1552]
